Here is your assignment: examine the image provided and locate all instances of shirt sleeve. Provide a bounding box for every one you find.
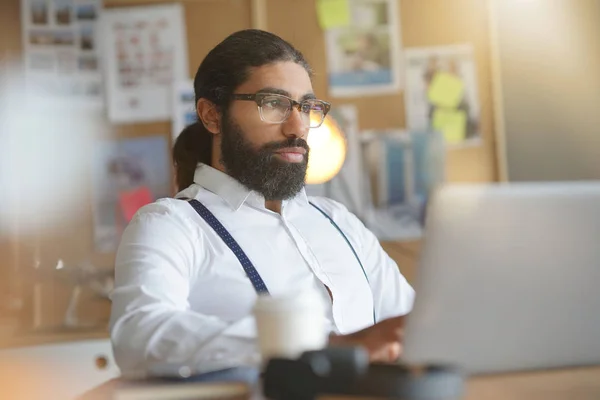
[352,212,416,321]
[310,198,415,322]
[109,202,259,378]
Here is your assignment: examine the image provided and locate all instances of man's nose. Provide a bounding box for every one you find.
[282,108,309,139]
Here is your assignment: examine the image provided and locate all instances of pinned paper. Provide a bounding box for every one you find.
[119,186,154,222]
[316,0,351,29]
[432,108,467,144]
[427,72,465,109]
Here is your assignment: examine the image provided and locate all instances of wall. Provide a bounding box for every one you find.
[491,0,600,181]
[0,0,497,342]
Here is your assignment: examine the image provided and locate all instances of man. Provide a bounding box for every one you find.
[110,29,415,378]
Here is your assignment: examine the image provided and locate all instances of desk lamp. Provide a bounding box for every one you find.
[306,114,347,185]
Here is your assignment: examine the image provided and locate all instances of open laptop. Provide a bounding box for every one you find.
[401,181,600,375]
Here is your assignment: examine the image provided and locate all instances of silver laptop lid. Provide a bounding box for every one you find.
[402,182,600,374]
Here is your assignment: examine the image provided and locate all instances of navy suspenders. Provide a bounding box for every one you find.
[185,198,376,324]
[187,199,270,294]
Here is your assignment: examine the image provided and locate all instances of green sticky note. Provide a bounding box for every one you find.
[316,0,351,29]
[432,108,467,144]
[427,71,465,109]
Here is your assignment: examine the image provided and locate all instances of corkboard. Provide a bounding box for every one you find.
[266,0,498,182]
[0,0,498,339]
[103,0,499,186]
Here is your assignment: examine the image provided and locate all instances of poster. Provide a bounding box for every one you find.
[102,4,189,124]
[171,79,196,140]
[323,0,403,98]
[360,129,445,241]
[91,135,171,252]
[21,0,104,106]
[405,44,481,147]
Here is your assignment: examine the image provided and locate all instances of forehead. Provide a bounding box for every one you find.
[236,61,313,99]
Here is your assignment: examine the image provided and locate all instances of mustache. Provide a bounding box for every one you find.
[260,138,309,153]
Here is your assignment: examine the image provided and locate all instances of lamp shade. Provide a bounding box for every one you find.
[306,114,347,185]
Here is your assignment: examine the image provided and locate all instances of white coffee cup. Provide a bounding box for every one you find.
[253,291,329,364]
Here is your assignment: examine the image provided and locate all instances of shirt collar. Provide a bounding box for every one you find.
[190,163,309,211]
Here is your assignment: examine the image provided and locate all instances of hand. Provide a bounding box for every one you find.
[328,315,406,363]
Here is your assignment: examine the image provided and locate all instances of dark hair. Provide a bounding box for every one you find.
[172,122,208,192]
[172,29,312,191]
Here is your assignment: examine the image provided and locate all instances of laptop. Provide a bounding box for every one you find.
[401,181,600,375]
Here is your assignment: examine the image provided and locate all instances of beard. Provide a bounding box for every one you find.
[219,113,310,201]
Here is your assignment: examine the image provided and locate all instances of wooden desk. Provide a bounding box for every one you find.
[464,366,600,400]
[380,240,421,284]
[80,366,600,400]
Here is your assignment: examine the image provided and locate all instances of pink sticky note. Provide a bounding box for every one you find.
[119,186,153,222]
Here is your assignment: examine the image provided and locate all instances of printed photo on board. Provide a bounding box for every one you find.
[76,3,97,21]
[405,45,481,147]
[29,30,54,46]
[80,25,95,51]
[53,30,75,46]
[78,55,98,71]
[54,0,73,26]
[30,0,49,25]
[324,0,402,97]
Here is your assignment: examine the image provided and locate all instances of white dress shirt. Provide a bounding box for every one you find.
[110,164,414,378]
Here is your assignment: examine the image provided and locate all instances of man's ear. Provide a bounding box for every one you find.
[196,98,221,135]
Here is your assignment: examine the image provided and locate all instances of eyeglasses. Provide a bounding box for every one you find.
[232,93,331,128]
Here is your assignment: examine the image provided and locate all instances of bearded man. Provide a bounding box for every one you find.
[110,29,414,379]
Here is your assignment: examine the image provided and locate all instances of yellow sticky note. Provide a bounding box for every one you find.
[316,0,351,30]
[432,108,467,144]
[427,71,465,109]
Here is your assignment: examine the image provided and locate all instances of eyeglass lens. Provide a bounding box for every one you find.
[258,94,326,128]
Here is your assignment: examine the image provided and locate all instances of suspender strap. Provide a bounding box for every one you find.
[186,199,270,294]
[309,201,376,324]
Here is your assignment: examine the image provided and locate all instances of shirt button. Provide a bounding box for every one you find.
[210,349,227,360]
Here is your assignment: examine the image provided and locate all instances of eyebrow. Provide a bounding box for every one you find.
[256,87,317,102]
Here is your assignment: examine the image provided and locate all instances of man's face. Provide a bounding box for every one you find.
[219,61,314,200]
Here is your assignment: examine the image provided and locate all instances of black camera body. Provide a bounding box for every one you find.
[262,347,464,400]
